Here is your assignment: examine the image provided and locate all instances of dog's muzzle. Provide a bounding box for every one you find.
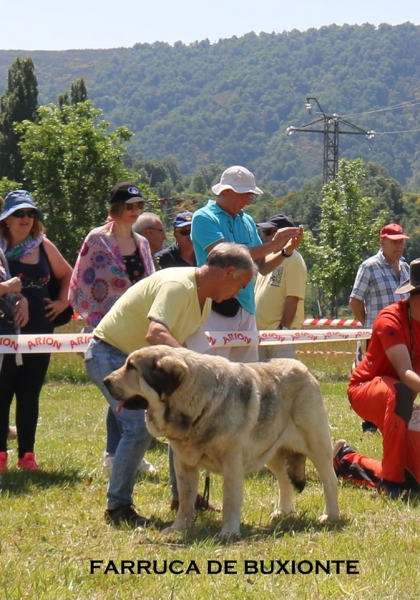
[103,377,149,410]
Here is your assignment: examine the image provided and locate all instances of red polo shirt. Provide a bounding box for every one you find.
[350,299,420,385]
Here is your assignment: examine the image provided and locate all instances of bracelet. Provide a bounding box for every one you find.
[279,325,289,330]
[281,248,292,258]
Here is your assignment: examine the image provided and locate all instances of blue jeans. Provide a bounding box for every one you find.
[106,407,122,454]
[85,338,152,510]
[169,445,178,501]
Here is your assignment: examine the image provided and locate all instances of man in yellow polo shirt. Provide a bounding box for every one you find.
[85,242,253,528]
[255,214,307,360]
[94,267,207,355]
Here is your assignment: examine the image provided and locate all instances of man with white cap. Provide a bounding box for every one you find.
[191,165,301,362]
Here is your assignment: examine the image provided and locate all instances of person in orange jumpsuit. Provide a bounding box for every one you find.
[344,258,420,498]
[333,404,420,495]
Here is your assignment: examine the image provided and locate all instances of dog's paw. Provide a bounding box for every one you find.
[161,525,186,534]
[318,512,339,523]
[270,508,294,520]
[218,520,241,539]
[218,529,241,540]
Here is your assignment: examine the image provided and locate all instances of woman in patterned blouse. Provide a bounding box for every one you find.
[68,182,156,474]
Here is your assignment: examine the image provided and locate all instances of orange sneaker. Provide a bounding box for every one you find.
[17,452,40,471]
[0,451,8,472]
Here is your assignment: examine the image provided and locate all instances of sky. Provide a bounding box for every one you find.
[2,0,420,51]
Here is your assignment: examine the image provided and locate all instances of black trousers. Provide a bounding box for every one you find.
[0,352,51,458]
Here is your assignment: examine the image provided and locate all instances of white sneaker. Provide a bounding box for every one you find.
[8,426,17,440]
[102,453,115,474]
[102,454,157,475]
[139,458,158,474]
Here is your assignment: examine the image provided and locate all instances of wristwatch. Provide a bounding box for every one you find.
[281,248,292,257]
[279,326,289,330]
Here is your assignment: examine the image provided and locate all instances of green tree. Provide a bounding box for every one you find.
[71,78,88,105]
[17,100,134,262]
[190,172,207,194]
[278,187,324,233]
[0,177,22,199]
[399,192,420,263]
[0,57,38,183]
[161,156,181,186]
[57,92,69,108]
[309,158,386,316]
[141,160,169,187]
[361,162,404,219]
[59,78,88,107]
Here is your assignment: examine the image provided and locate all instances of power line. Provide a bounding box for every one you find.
[341,98,420,119]
[371,128,420,135]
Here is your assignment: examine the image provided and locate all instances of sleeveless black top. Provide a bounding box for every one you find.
[9,244,54,334]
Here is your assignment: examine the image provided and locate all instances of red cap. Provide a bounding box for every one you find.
[380,223,409,240]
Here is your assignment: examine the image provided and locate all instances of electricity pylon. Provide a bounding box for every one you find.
[286,97,375,184]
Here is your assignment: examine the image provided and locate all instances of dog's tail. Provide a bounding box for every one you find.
[286,452,306,492]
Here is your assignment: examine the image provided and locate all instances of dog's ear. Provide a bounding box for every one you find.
[147,355,188,397]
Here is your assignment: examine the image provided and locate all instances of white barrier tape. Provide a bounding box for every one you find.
[0,333,94,354]
[296,350,355,356]
[209,329,371,348]
[303,318,362,327]
[0,329,372,354]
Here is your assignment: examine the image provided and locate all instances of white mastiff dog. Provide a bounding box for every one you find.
[104,345,339,537]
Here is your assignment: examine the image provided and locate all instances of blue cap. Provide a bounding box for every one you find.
[0,190,43,221]
[173,211,193,228]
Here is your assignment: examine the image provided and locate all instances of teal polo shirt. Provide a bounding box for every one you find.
[191,200,262,314]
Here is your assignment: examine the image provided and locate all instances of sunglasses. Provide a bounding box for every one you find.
[176,228,191,237]
[10,209,37,219]
[260,228,276,236]
[124,202,143,211]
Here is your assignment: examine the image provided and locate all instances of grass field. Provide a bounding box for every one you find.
[1,343,419,600]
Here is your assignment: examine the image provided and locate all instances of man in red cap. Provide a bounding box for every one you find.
[349,223,410,433]
[350,223,410,328]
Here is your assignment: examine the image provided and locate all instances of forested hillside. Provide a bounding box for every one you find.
[1,22,420,192]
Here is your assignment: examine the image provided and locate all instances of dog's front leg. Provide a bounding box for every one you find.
[309,450,340,522]
[219,455,244,538]
[164,459,199,533]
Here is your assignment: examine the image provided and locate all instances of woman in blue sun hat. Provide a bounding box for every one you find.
[0,190,73,472]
